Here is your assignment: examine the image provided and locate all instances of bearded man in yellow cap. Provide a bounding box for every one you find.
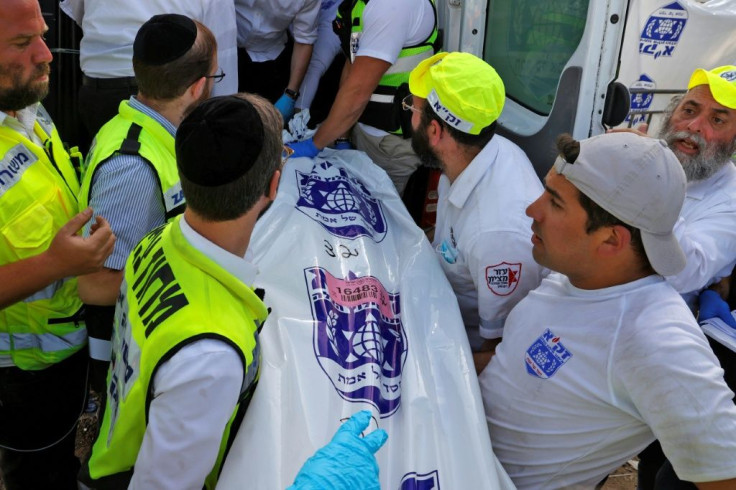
[627,66,736,490]
[405,51,546,371]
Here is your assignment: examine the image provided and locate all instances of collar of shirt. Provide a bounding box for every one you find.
[179,215,258,286]
[446,136,500,209]
[685,161,735,201]
[128,96,177,137]
[0,103,41,143]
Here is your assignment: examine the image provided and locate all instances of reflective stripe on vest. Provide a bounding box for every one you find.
[0,106,85,370]
[87,219,268,490]
[80,101,184,222]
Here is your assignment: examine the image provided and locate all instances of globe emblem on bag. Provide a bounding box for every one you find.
[296,160,387,241]
[325,185,358,212]
[352,318,384,365]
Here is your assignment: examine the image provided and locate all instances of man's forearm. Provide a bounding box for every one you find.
[287,42,314,93]
[0,253,68,309]
[312,56,391,149]
[78,267,124,305]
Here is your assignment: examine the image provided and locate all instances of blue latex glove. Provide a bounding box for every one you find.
[334,138,353,150]
[289,410,388,490]
[699,289,736,328]
[287,137,320,159]
[274,93,296,123]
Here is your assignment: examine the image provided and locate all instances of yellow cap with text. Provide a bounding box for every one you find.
[688,65,736,110]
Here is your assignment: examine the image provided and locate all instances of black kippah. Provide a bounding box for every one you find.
[176,95,265,187]
[134,14,197,66]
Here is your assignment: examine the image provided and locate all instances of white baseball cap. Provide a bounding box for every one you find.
[554,132,687,276]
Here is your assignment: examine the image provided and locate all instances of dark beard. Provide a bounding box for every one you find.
[658,111,736,182]
[410,120,443,170]
[0,64,50,112]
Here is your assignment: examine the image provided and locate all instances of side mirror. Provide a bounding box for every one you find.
[602,81,630,127]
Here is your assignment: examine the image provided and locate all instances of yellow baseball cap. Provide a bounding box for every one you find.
[687,65,736,110]
[408,52,505,135]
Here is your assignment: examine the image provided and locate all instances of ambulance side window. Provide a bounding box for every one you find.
[483,0,589,115]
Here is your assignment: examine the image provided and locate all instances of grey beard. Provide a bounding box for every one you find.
[658,127,735,182]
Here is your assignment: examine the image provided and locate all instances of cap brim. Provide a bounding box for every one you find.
[641,230,686,277]
[409,52,449,98]
[688,68,736,109]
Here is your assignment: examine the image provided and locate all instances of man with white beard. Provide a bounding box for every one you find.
[624,65,736,490]
[656,65,736,308]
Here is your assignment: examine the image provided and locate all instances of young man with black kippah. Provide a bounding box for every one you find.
[76,14,221,393]
[79,94,388,490]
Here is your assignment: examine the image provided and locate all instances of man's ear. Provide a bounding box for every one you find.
[427,119,443,146]
[266,169,281,200]
[598,224,632,257]
[189,76,207,101]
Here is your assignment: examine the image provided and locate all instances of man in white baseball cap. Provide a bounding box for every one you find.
[479,132,736,489]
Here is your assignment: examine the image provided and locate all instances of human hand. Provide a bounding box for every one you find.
[699,289,736,329]
[287,137,320,159]
[289,410,388,490]
[275,94,296,124]
[606,122,649,137]
[46,208,116,278]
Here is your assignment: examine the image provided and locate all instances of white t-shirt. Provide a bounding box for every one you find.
[234,0,320,62]
[354,0,436,138]
[432,135,546,346]
[60,0,238,96]
[129,216,252,490]
[480,273,736,489]
[666,162,736,309]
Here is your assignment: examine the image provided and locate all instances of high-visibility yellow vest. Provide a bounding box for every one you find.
[334,0,440,136]
[0,105,86,371]
[86,218,267,489]
[80,100,185,221]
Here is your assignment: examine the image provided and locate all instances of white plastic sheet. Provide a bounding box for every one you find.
[617,0,736,132]
[217,148,514,489]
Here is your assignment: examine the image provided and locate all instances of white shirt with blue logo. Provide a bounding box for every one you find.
[432,135,546,346]
[480,272,736,488]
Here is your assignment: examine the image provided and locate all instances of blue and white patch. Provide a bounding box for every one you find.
[400,470,441,490]
[0,144,38,198]
[305,267,407,417]
[427,90,474,133]
[525,328,572,379]
[639,2,688,59]
[720,70,736,83]
[163,181,185,213]
[296,160,387,242]
[626,74,656,126]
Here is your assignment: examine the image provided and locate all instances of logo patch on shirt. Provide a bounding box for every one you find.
[525,328,573,379]
[305,267,407,417]
[486,262,521,296]
[0,144,37,198]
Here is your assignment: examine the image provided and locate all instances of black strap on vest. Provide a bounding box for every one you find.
[119,123,143,155]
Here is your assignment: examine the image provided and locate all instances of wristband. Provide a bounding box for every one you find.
[284,88,299,100]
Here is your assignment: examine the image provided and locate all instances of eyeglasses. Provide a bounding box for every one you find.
[204,70,226,84]
[281,145,294,166]
[402,94,420,113]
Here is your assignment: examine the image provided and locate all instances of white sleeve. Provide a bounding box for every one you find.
[612,315,736,482]
[128,339,244,490]
[201,0,239,96]
[469,231,543,339]
[357,0,430,64]
[60,0,84,25]
[291,0,321,45]
[666,208,736,296]
[296,1,341,109]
